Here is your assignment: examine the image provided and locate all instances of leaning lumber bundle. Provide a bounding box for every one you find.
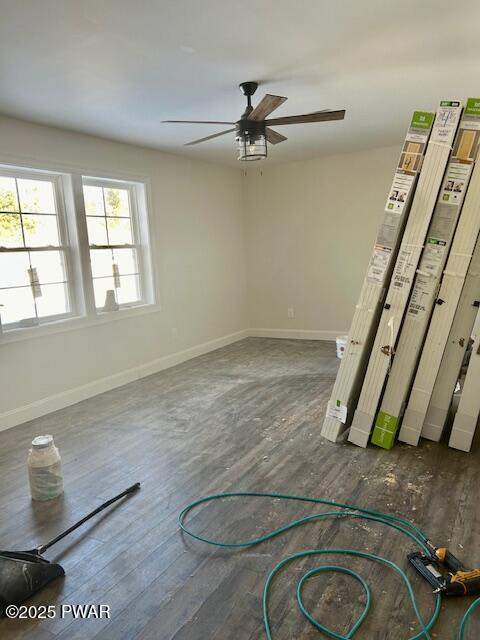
[348,101,463,448]
[399,102,480,446]
[422,235,480,441]
[448,308,480,451]
[371,100,480,448]
[321,111,434,442]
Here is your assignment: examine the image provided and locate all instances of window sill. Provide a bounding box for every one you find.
[0,303,160,345]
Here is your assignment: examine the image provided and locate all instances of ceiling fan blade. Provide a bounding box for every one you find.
[248,94,288,121]
[162,120,235,125]
[266,109,346,126]
[185,128,236,146]
[266,128,288,145]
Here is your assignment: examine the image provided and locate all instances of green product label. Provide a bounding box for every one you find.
[440,100,461,107]
[371,412,400,450]
[411,111,434,130]
[465,98,480,117]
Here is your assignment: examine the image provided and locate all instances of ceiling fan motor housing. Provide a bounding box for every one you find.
[235,118,266,140]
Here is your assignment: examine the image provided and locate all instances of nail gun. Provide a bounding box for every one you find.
[409,540,480,596]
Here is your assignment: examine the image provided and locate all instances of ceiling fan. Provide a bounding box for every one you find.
[162,81,346,161]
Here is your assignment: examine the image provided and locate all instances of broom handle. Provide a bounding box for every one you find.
[37,482,141,554]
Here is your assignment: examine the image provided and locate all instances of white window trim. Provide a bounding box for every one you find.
[81,175,154,311]
[0,159,158,343]
[0,303,161,344]
[0,166,81,330]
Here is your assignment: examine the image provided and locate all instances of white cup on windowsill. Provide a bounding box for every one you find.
[103,289,119,312]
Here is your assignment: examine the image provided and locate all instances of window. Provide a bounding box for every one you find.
[0,164,155,337]
[0,170,74,329]
[82,179,145,310]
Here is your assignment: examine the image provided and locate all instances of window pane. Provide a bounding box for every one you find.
[83,179,149,310]
[23,214,60,247]
[83,185,104,216]
[104,188,130,217]
[17,178,55,213]
[0,213,23,247]
[30,250,66,284]
[90,249,113,278]
[0,177,19,212]
[35,283,69,317]
[116,275,140,304]
[0,252,30,288]
[93,276,115,308]
[87,216,108,245]
[0,287,35,324]
[107,217,132,244]
[112,248,137,275]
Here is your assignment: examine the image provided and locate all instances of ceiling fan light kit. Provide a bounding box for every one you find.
[162,81,346,159]
[321,110,434,442]
[236,133,267,161]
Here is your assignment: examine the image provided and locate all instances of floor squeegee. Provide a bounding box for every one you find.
[0,482,140,616]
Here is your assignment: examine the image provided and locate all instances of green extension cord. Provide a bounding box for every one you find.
[178,491,480,639]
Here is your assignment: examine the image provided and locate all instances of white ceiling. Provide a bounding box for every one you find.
[1,0,480,167]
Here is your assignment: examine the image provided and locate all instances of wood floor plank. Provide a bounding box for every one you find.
[0,338,478,639]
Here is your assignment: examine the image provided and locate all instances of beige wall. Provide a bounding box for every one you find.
[0,116,247,428]
[243,145,401,338]
[0,114,403,429]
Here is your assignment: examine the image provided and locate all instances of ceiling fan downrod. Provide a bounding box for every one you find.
[239,81,258,118]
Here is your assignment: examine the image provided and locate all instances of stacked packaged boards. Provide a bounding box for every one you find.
[322,98,480,452]
[371,101,480,448]
[348,101,463,448]
[399,99,480,446]
[448,308,480,451]
[321,111,434,442]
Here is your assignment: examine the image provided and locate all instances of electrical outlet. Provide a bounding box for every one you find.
[287,307,295,319]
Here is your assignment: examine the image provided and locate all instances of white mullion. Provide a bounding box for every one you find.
[53,173,76,317]
[71,173,96,316]
[125,185,146,304]
[131,184,150,304]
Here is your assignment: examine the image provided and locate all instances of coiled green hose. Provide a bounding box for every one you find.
[178,491,479,639]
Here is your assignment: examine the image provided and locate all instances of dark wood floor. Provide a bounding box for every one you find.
[0,337,479,639]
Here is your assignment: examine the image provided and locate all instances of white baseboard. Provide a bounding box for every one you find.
[0,329,248,432]
[248,328,345,341]
[0,327,342,432]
